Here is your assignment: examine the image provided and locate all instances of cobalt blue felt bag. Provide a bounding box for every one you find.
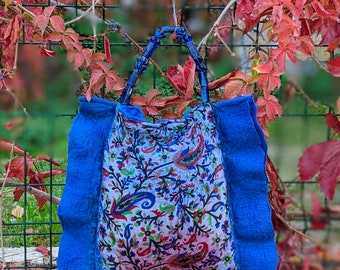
[57,26,278,270]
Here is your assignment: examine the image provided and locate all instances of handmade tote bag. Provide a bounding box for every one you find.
[57,26,278,270]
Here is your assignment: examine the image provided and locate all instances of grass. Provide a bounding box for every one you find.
[1,158,66,248]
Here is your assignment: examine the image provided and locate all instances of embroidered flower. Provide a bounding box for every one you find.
[99,224,107,239]
[138,225,156,242]
[193,208,207,224]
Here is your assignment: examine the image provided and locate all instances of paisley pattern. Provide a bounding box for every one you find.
[98,104,235,270]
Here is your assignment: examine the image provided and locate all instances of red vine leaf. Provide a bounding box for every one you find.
[166,57,195,100]
[0,139,24,155]
[131,89,167,116]
[4,14,22,47]
[271,41,298,69]
[298,140,340,200]
[326,57,340,77]
[326,112,340,134]
[208,71,236,90]
[310,193,327,230]
[104,36,113,64]
[5,155,35,181]
[266,156,279,190]
[40,47,56,57]
[27,174,48,210]
[222,70,253,99]
[298,35,315,56]
[3,118,24,130]
[252,61,283,97]
[50,15,65,32]
[311,0,338,20]
[235,0,259,33]
[32,5,55,34]
[256,95,282,120]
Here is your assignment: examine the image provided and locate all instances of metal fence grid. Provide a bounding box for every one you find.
[1,0,339,269]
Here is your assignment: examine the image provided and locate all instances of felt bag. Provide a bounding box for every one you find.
[57,26,278,270]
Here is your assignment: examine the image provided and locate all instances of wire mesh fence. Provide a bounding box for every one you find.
[1,0,339,269]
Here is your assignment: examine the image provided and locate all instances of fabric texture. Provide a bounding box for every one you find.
[57,95,278,270]
[98,103,235,269]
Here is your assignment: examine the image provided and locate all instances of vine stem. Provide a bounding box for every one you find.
[3,80,29,117]
[0,178,60,205]
[291,80,324,114]
[274,212,320,246]
[214,28,236,57]
[197,0,237,51]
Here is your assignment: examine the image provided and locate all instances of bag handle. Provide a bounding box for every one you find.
[119,26,209,105]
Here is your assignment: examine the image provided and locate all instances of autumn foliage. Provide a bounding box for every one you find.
[1,0,340,268]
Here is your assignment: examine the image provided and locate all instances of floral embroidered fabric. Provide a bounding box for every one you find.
[98,104,235,270]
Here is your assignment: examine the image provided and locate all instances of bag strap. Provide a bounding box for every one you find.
[119,26,209,105]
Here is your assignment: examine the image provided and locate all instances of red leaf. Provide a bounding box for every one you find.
[256,95,282,120]
[29,174,48,210]
[298,35,315,56]
[266,157,279,190]
[326,57,340,77]
[32,5,55,34]
[36,154,60,166]
[73,52,85,70]
[104,36,113,64]
[298,140,340,200]
[235,0,259,33]
[326,113,340,134]
[337,97,340,114]
[310,193,327,229]
[223,70,253,99]
[50,15,65,32]
[40,47,56,57]
[87,69,105,98]
[3,118,24,130]
[183,57,195,100]
[131,96,147,107]
[105,71,125,94]
[311,0,338,20]
[271,41,298,69]
[47,32,62,42]
[0,139,24,155]
[252,61,283,97]
[4,14,22,47]
[5,156,35,181]
[13,188,24,202]
[208,71,236,90]
[146,89,161,101]
[36,246,50,256]
[37,169,65,179]
[176,100,193,117]
[166,57,196,99]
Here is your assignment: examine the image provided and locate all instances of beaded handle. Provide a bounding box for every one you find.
[119,26,209,105]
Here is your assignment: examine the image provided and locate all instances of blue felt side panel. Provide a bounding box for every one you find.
[57,97,116,270]
[214,96,278,270]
